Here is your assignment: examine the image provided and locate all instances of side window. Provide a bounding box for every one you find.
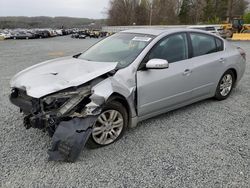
[148,33,188,63]
[190,33,217,57]
[215,38,224,52]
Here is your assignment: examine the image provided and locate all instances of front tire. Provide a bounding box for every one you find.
[214,70,235,100]
[87,100,128,148]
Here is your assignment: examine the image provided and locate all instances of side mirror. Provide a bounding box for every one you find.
[146,59,169,69]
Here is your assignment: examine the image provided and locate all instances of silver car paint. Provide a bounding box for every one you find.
[10,57,117,98]
[10,29,246,128]
[91,29,245,126]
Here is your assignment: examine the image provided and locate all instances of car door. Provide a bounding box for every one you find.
[137,33,194,117]
[188,32,226,98]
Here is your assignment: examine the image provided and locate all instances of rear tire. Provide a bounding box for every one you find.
[214,70,235,101]
[87,100,128,149]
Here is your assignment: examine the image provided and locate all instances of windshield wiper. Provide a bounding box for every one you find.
[73,53,82,59]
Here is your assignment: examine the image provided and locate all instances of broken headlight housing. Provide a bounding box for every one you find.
[42,86,92,117]
[43,91,77,111]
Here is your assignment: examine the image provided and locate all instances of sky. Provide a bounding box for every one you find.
[0,0,110,18]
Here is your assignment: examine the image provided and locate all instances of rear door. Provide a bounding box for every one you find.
[188,32,226,98]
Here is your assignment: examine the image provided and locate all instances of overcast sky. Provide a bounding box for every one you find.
[0,0,110,18]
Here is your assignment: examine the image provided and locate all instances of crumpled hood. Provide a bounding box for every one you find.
[10,56,117,98]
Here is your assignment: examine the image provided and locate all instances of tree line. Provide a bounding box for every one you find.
[107,0,250,25]
[0,17,105,29]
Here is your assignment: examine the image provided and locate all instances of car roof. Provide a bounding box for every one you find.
[188,25,215,28]
[121,28,216,36]
[121,28,224,39]
[121,28,181,36]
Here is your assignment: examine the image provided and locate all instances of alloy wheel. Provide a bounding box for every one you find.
[220,74,233,97]
[92,110,124,145]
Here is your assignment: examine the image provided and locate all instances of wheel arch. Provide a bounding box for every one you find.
[107,92,132,126]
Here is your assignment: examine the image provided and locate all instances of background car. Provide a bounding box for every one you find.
[71,33,79,38]
[71,30,88,39]
[55,29,63,36]
[78,34,86,39]
[13,31,35,39]
[0,31,12,39]
[35,30,51,38]
[188,25,221,36]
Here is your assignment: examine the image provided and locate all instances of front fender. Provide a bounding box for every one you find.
[90,77,137,121]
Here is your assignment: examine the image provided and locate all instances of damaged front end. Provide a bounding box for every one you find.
[9,85,103,162]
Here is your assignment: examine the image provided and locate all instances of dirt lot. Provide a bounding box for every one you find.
[1,36,249,188]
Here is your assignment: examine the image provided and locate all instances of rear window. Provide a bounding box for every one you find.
[190,33,217,57]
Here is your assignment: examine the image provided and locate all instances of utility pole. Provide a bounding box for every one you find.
[149,3,153,25]
[149,0,153,25]
[227,0,233,22]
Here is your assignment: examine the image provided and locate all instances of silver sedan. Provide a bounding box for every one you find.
[10,29,246,161]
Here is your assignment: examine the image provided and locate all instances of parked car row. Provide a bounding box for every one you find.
[71,30,113,39]
[0,28,74,40]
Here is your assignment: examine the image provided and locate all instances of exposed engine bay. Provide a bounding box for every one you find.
[10,83,102,161]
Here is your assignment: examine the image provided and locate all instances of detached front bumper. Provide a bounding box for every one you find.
[48,117,96,162]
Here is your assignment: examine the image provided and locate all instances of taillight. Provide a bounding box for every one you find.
[237,47,246,60]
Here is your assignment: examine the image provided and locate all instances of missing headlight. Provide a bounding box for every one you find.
[42,86,91,114]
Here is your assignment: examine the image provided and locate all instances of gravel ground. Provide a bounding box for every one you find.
[1,37,249,188]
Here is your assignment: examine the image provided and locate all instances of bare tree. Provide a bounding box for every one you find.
[107,0,181,25]
[107,0,134,26]
[107,0,249,26]
[134,0,150,25]
[151,0,179,24]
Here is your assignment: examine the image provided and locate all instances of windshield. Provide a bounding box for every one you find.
[78,33,154,68]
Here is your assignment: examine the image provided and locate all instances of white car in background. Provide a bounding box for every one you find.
[0,31,12,39]
[188,25,221,36]
[56,29,63,36]
[0,33,5,39]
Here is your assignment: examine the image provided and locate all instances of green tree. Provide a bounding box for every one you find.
[203,0,215,22]
[202,0,229,23]
[243,12,250,23]
[215,0,228,20]
[179,0,191,24]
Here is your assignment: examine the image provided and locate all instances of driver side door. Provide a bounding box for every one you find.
[136,33,193,118]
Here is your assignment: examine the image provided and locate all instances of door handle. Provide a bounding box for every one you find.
[183,69,192,76]
[219,58,225,63]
